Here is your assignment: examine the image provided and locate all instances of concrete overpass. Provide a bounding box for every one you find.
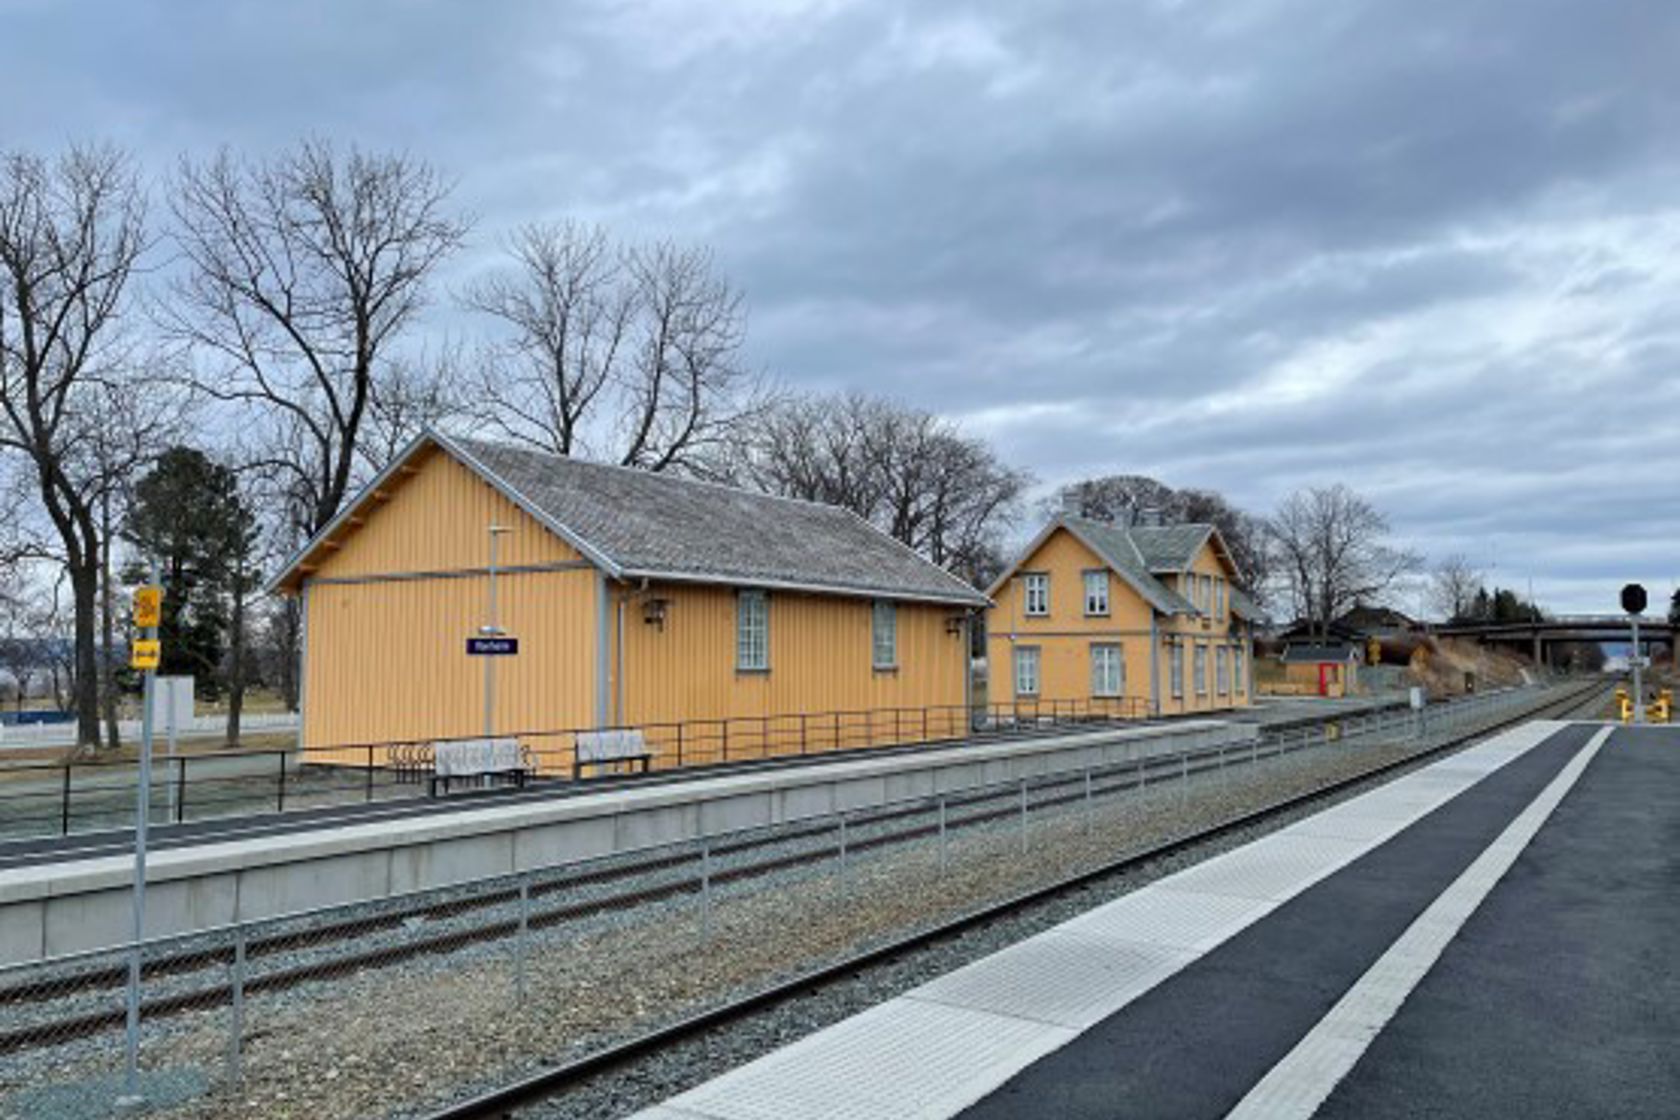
[1433,615,1673,666]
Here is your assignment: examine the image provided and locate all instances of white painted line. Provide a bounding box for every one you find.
[629,721,1572,1120]
[1224,724,1613,1120]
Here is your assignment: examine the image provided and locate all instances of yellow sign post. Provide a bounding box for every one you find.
[133,586,163,629]
[130,639,161,671]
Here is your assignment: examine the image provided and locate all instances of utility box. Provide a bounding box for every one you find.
[150,676,195,733]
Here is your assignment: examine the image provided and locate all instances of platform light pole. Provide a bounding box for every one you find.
[483,525,513,738]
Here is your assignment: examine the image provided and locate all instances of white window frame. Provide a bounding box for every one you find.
[736,590,769,672]
[1013,645,1041,697]
[1170,641,1184,699]
[871,600,897,670]
[1194,644,1208,695]
[1023,573,1050,617]
[1090,642,1123,697]
[1217,646,1230,694]
[1082,570,1110,617]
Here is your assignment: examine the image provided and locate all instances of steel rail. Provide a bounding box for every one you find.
[0,684,1602,1061]
[416,682,1607,1120]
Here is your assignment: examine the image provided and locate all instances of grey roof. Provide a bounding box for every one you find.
[441,434,988,606]
[1229,586,1264,623]
[1058,517,1194,614]
[1127,524,1215,572]
[1281,641,1360,663]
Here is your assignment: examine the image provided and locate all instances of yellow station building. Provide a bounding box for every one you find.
[271,431,988,769]
[986,514,1259,717]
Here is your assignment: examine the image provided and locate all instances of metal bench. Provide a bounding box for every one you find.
[573,728,654,779]
[429,737,531,795]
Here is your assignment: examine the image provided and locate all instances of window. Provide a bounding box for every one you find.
[1090,643,1124,697]
[1202,575,1214,614]
[1023,573,1050,616]
[1216,647,1230,694]
[1013,646,1041,697]
[736,590,768,671]
[1215,579,1225,617]
[1083,570,1110,616]
[1194,645,1208,695]
[1234,645,1245,692]
[1170,642,1184,699]
[871,600,897,670]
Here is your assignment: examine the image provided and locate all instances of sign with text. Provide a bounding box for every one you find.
[466,636,519,656]
[131,639,161,671]
[133,586,163,629]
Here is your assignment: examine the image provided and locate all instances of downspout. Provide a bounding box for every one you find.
[962,609,975,731]
[594,570,610,728]
[1149,609,1160,717]
[615,591,625,725]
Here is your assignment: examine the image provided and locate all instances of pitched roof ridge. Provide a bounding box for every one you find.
[445,432,858,518]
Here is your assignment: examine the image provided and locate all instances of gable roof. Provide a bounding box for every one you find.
[1281,641,1361,664]
[272,431,988,607]
[986,514,1255,618]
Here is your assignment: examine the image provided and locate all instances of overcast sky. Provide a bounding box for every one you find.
[3,0,1676,613]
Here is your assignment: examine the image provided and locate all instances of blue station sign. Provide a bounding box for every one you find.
[466,636,520,656]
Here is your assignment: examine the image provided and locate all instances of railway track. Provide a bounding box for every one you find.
[0,683,1603,1062]
[416,680,1608,1120]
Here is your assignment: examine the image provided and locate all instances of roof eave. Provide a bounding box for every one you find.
[619,567,990,609]
[264,429,437,597]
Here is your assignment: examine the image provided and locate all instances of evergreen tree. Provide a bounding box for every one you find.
[122,447,258,701]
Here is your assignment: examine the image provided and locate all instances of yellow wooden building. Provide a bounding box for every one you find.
[271,431,988,769]
[985,514,1258,717]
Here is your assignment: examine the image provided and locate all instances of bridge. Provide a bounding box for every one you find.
[1433,614,1673,666]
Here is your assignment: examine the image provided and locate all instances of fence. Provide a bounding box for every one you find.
[0,710,298,749]
[0,696,1153,842]
[0,682,1593,1120]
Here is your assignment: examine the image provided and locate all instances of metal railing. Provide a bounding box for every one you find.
[0,681,1595,1120]
[0,696,1154,842]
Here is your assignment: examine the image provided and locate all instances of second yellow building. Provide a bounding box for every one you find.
[986,514,1258,717]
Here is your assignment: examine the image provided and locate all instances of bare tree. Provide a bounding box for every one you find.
[1266,484,1419,640]
[1427,552,1484,624]
[0,146,147,747]
[167,140,469,538]
[1051,475,1271,595]
[467,222,760,473]
[731,391,1030,586]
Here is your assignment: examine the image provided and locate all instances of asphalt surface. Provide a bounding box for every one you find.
[955,722,1602,1120]
[1315,724,1680,1119]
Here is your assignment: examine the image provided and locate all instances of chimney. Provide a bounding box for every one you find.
[1059,488,1082,518]
[1138,506,1163,528]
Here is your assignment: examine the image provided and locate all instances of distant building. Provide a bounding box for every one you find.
[984,514,1258,717]
[1279,641,1363,697]
[271,431,988,764]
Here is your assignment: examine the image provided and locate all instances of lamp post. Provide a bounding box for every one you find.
[483,525,513,738]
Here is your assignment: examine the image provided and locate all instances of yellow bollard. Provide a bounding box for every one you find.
[1647,690,1671,724]
[1616,686,1632,724]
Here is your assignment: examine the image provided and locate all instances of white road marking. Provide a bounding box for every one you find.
[1224,724,1613,1120]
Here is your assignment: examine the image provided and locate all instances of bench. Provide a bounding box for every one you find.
[429,737,530,795]
[573,728,654,779]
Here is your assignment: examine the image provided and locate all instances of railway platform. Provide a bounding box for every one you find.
[631,720,1678,1120]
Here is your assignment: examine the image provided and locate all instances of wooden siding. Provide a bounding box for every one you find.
[986,525,1251,716]
[1156,536,1250,715]
[986,528,1157,712]
[302,567,599,761]
[312,445,582,581]
[296,443,974,772]
[611,582,970,765]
